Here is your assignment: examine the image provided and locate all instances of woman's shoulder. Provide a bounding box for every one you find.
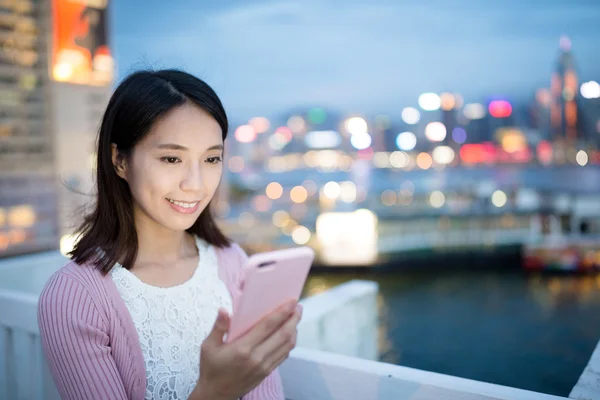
[38,259,109,315]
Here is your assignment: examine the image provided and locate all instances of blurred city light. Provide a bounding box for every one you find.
[290,186,308,203]
[308,108,327,124]
[401,107,421,124]
[248,117,270,134]
[452,127,467,144]
[305,130,341,149]
[429,191,445,208]
[345,117,368,135]
[576,150,589,166]
[396,131,417,151]
[266,182,283,200]
[580,81,600,99]
[463,103,486,119]
[418,93,441,111]
[425,122,447,142]
[234,124,256,143]
[381,190,397,206]
[537,141,554,165]
[350,132,372,150]
[488,100,512,118]
[417,152,433,169]
[228,156,244,173]
[491,190,508,207]
[432,146,455,164]
[339,181,357,203]
[316,209,378,265]
[390,151,409,168]
[292,225,311,245]
[373,152,390,168]
[287,116,306,133]
[323,181,341,199]
[272,210,290,228]
[440,93,456,110]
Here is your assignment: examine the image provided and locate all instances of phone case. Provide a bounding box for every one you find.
[226,246,315,343]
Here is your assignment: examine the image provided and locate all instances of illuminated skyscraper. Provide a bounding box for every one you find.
[0,0,113,257]
[550,36,581,144]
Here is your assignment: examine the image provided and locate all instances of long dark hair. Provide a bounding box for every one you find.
[70,69,231,275]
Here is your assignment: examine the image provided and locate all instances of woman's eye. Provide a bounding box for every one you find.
[161,157,180,164]
[206,156,222,164]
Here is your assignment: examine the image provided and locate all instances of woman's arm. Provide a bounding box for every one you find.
[242,369,285,400]
[37,273,129,400]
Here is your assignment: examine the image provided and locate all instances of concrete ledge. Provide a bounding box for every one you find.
[570,340,600,399]
[281,347,568,400]
[298,280,378,360]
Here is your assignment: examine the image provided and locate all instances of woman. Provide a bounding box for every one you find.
[37,69,301,400]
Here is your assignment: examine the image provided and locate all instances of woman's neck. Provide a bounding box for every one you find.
[132,209,197,267]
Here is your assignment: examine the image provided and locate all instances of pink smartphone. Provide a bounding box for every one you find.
[226,246,315,343]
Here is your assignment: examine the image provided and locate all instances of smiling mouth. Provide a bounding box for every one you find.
[166,198,200,209]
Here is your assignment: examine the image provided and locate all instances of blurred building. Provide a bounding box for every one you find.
[0,0,113,257]
[550,36,585,147]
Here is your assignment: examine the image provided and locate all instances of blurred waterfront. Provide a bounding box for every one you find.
[303,269,600,396]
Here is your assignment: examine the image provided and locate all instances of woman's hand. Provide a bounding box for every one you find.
[191,300,302,400]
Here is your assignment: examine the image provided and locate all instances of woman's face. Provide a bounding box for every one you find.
[113,103,224,233]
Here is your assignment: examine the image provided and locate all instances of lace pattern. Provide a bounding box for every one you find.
[111,237,233,400]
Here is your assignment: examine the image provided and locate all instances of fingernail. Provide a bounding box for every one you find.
[287,301,296,312]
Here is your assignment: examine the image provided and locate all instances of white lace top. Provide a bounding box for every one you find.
[110,237,233,400]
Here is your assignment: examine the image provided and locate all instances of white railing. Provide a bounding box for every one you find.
[0,251,592,400]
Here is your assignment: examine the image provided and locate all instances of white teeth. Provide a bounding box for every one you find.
[168,199,198,208]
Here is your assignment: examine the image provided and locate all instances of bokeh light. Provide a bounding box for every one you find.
[290,186,308,203]
[381,190,397,206]
[396,132,417,151]
[373,152,390,168]
[491,190,508,207]
[287,116,306,133]
[390,151,409,168]
[292,225,311,245]
[463,103,486,120]
[418,93,441,111]
[339,181,357,203]
[576,150,589,166]
[432,146,455,164]
[440,93,456,110]
[425,122,447,142]
[266,182,283,200]
[228,156,244,173]
[272,210,290,227]
[350,132,372,150]
[308,108,327,124]
[234,125,256,143]
[345,117,368,135]
[429,191,445,208]
[248,117,270,134]
[323,181,341,199]
[401,107,421,124]
[416,152,433,169]
[581,81,600,99]
[452,127,467,144]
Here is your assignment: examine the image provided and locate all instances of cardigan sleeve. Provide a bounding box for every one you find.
[231,243,286,400]
[37,272,129,400]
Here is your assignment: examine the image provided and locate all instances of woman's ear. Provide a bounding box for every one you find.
[111,143,128,180]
